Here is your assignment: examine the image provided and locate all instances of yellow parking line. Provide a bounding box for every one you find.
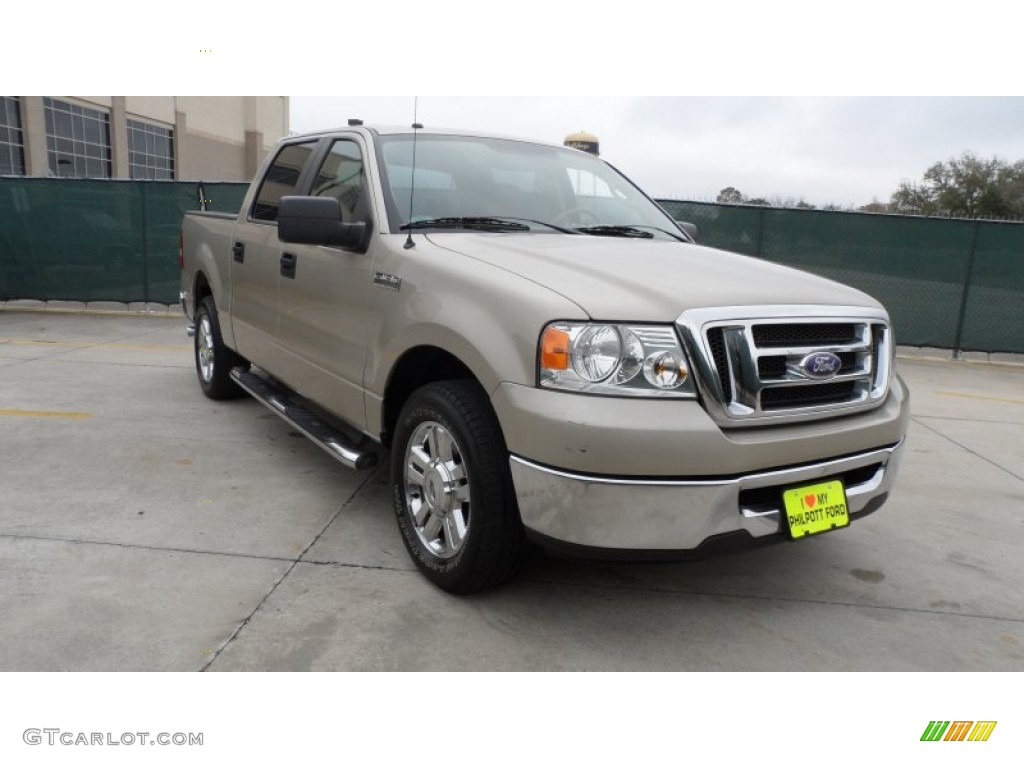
[0,408,93,419]
[936,391,1024,405]
[0,339,80,347]
[0,338,190,351]
[0,307,173,318]
[100,342,192,351]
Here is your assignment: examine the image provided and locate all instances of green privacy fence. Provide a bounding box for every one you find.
[0,178,248,304]
[658,200,1024,354]
[1,180,1021,353]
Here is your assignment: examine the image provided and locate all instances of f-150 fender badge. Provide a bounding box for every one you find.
[373,272,402,291]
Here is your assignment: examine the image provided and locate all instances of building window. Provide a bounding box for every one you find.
[44,97,111,178]
[0,96,26,176]
[128,119,174,180]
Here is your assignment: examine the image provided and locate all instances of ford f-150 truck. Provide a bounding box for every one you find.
[179,124,909,593]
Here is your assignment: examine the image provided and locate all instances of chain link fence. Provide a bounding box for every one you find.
[1,181,1021,353]
[658,200,1024,354]
[0,178,247,304]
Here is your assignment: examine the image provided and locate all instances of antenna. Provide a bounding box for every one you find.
[404,97,422,250]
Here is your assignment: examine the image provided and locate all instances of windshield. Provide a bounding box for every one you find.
[376,134,685,240]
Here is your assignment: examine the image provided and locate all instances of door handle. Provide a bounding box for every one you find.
[280,252,297,279]
[232,242,245,263]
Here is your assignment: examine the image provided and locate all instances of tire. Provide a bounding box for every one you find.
[391,380,528,593]
[194,295,246,400]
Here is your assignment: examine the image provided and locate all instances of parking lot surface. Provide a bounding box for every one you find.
[1,310,1022,671]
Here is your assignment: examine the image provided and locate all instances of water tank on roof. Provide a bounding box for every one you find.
[564,130,599,156]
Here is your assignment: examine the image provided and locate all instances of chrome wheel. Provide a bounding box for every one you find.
[193,296,245,400]
[404,420,471,559]
[197,315,215,383]
[391,381,528,592]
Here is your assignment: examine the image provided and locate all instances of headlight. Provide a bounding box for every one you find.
[571,325,620,382]
[538,322,697,398]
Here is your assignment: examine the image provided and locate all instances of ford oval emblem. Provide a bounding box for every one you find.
[799,351,842,380]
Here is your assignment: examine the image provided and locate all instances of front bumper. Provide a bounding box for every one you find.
[510,439,904,556]
[491,377,909,477]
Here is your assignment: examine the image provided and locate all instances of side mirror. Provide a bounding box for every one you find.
[678,221,698,242]
[278,196,367,249]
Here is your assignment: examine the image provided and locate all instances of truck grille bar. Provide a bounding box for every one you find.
[677,306,893,427]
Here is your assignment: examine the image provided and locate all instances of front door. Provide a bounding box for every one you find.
[275,136,375,431]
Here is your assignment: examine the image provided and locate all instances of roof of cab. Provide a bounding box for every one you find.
[280,124,565,149]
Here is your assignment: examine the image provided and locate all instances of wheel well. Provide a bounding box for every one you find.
[193,271,212,311]
[382,346,477,447]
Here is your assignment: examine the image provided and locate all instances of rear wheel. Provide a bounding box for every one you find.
[194,295,246,399]
[391,380,527,593]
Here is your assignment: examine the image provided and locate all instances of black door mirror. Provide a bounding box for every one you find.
[278,196,367,249]
[678,221,698,242]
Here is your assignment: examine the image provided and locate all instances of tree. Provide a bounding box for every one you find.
[924,153,1002,217]
[716,186,745,204]
[889,179,937,215]
[765,195,813,209]
[889,152,1024,219]
[858,199,890,214]
[995,160,1024,216]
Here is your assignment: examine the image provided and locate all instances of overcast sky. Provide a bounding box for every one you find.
[12,3,1022,209]
[290,96,1024,208]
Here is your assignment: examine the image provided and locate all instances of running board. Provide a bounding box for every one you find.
[230,367,378,471]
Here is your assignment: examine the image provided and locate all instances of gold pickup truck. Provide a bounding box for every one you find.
[179,124,909,593]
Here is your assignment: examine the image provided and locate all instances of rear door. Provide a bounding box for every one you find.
[230,140,319,370]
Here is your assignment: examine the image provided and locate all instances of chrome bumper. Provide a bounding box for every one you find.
[510,439,904,553]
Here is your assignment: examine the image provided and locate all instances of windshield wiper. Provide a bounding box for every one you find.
[484,216,580,234]
[399,216,530,232]
[614,224,689,242]
[574,225,655,239]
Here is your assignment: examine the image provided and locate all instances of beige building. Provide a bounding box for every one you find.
[0,96,289,181]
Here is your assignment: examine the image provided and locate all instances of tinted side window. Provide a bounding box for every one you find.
[311,139,364,221]
[251,142,317,222]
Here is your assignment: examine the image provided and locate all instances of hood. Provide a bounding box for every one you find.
[424,233,882,321]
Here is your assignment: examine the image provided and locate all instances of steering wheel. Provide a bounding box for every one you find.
[552,206,602,227]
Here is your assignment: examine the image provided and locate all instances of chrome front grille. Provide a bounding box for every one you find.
[751,322,859,347]
[678,306,893,426]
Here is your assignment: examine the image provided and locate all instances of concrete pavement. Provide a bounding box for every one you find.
[1,310,1021,670]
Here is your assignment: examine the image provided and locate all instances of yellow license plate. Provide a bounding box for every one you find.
[782,479,849,539]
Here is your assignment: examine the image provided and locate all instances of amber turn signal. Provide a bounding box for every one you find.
[541,327,570,370]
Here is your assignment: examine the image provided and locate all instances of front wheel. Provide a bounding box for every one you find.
[391,380,527,593]
[194,295,246,399]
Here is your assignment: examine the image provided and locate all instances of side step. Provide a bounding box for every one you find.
[230,367,378,471]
